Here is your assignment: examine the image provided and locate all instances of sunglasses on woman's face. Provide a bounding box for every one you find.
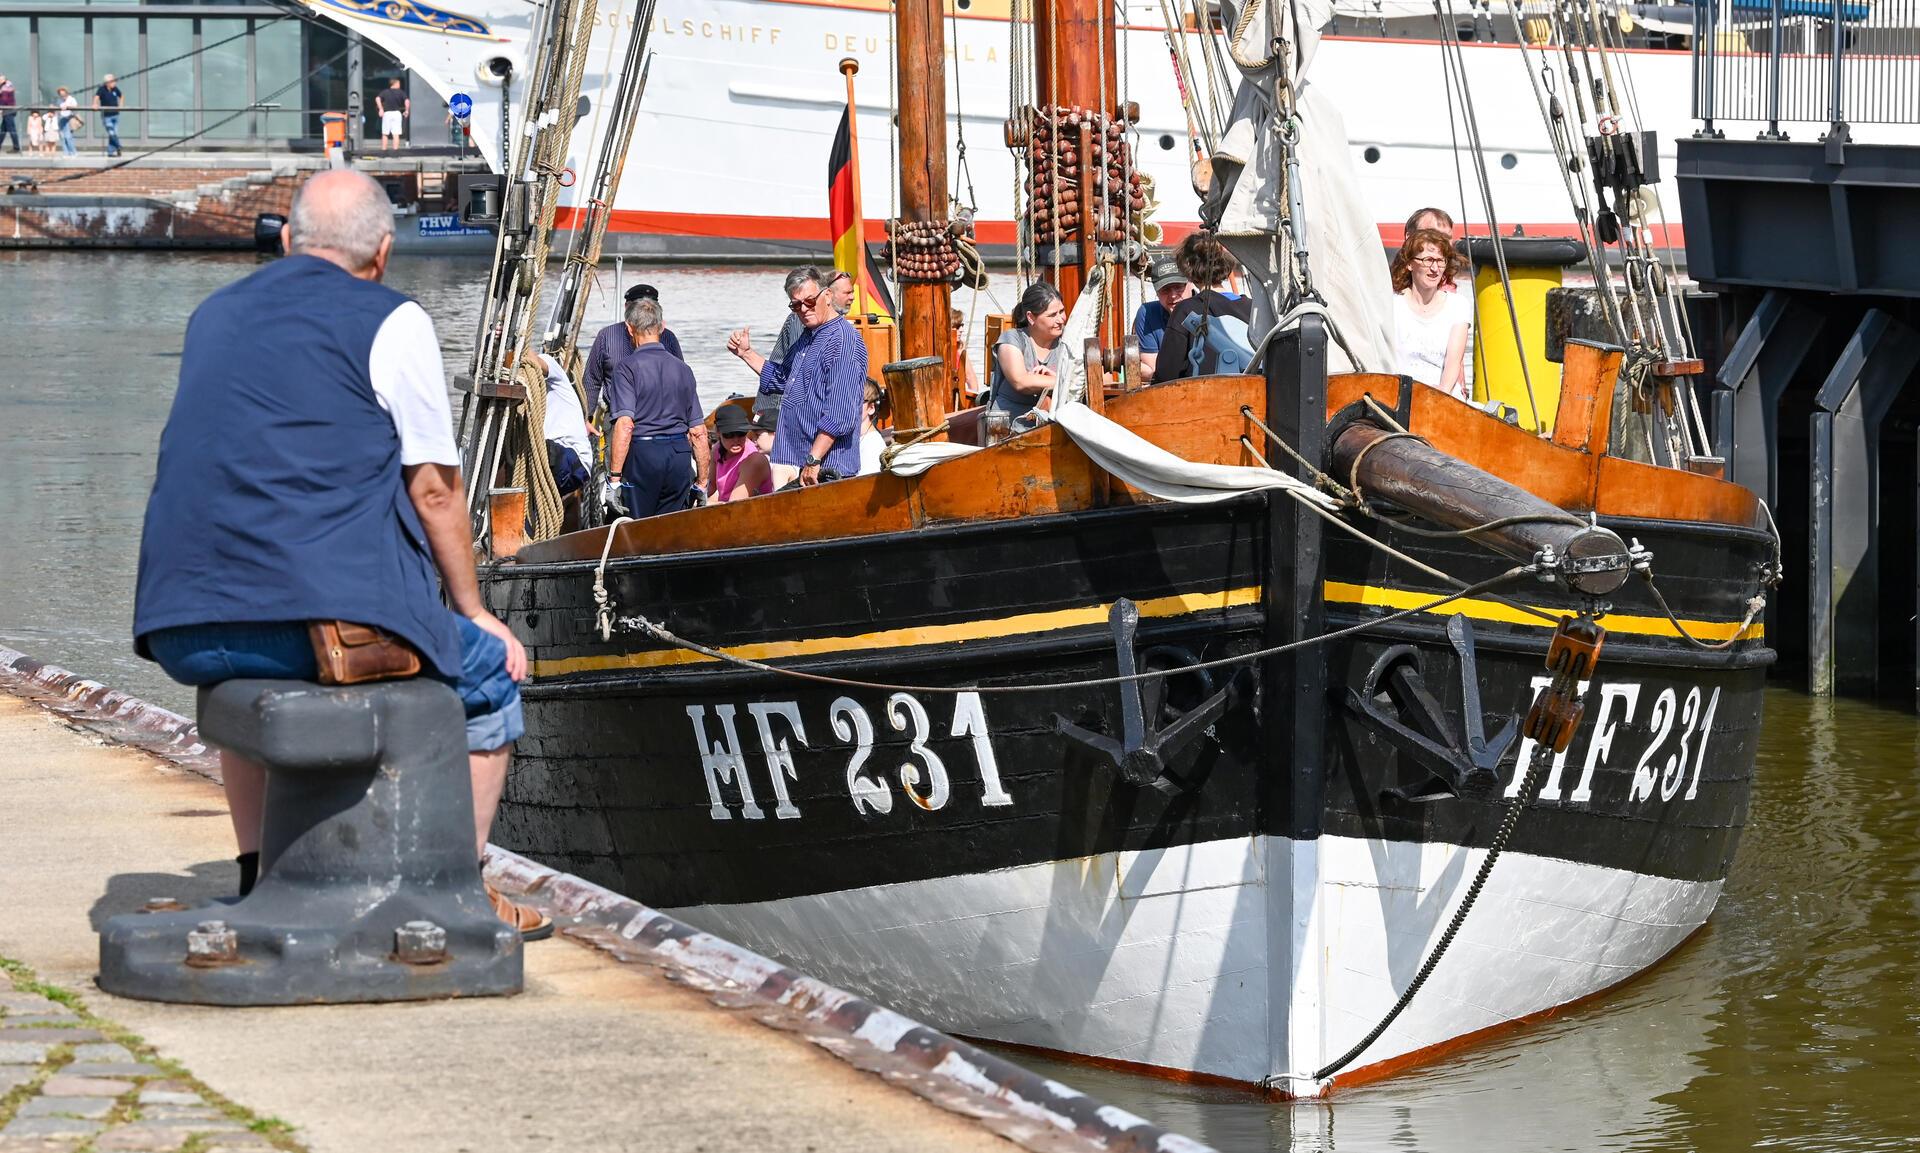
[721,431,747,440]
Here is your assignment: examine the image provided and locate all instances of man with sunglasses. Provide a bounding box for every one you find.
[582,282,684,422]
[746,267,867,488]
[727,269,854,384]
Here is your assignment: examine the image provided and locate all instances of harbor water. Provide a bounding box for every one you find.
[5,249,1918,1152]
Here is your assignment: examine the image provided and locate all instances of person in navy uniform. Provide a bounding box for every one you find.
[604,297,708,517]
[581,283,684,421]
[131,168,550,940]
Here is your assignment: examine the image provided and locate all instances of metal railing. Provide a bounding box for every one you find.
[2,105,466,151]
[1691,0,1920,137]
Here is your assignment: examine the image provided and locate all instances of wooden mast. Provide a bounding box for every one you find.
[1032,0,1119,314]
[888,0,956,427]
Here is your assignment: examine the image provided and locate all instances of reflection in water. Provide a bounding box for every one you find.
[6,252,1920,1151]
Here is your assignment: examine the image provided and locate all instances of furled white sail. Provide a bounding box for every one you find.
[1207,0,1397,375]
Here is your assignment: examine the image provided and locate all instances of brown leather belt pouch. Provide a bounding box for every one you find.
[307,620,422,686]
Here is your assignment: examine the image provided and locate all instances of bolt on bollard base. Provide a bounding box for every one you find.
[99,679,523,1005]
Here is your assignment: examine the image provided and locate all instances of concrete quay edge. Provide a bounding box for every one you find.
[0,647,1217,1153]
[0,647,216,780]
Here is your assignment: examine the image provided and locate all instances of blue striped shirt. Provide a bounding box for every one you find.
[760,316,868,476]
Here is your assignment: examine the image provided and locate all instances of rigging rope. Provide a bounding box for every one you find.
[1434,0,1542,434]
[948,2,979,216]
[1505,4,1628,345]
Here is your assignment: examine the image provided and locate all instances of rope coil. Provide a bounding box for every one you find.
[1019,104,1156,262]
[888,218,966,284]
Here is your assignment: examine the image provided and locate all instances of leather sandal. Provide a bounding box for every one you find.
[486,882,555,942]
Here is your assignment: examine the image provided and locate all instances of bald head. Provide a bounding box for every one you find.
[287,169,395,276]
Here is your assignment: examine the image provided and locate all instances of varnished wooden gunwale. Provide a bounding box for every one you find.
[513,372,1761,565]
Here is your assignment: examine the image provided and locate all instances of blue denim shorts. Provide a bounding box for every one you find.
[146,616,524,752]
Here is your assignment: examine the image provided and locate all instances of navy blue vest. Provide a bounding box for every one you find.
[133,255,463,678]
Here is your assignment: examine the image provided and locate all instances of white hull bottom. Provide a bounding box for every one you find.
[665,834,1722,1095]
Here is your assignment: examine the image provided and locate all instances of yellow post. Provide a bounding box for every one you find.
[1470,238,1585,435]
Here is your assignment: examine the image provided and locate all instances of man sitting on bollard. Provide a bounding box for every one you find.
[130,168,552,941]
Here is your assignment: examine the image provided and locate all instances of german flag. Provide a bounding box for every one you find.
[827,102,896,320]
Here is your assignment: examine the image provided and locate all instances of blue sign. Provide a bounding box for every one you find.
[418,213,492,238]
[449,92,474,120]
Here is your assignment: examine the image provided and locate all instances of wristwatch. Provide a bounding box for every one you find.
[802,453,823,468]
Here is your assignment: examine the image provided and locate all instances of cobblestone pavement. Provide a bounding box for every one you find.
[0,965,301,1153]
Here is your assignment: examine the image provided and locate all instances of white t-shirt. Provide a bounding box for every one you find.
[1392,289,1474,401]
[858,427,884,476]
[368,301,460,466]
[539,353,592,462]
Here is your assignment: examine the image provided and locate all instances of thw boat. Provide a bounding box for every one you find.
[460,0,1773,1097]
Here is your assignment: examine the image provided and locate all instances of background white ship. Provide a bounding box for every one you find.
[310,0,1920,260]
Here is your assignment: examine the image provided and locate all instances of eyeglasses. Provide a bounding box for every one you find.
[789,290,824,313]
[720,431,747,440]
[1411,256,1449,268]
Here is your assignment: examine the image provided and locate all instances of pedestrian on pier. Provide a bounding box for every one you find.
[92,74,122,157]
[0,77,18,154]
[131,168,550,941]
[376,78,409,151]
[55,89,77,156]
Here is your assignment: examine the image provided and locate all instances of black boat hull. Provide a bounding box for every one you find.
[485,492,1770,1092]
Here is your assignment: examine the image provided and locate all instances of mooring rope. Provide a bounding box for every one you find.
[1642,575,1766,653]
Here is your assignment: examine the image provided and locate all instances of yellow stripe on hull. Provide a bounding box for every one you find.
[1321,581,1766,643]
[532,586,1263,677]
[530,579,1760,679]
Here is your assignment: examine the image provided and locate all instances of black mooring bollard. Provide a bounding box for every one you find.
[99,679,523,1004]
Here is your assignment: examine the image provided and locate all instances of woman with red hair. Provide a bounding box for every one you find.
[1391,227,1473,401]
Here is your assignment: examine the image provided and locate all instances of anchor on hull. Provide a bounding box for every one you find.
[1344,614,1517,803]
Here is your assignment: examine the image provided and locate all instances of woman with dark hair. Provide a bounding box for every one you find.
[989,282,1069,420]
[1152,231,1256,383]
[1391,227,1474,400]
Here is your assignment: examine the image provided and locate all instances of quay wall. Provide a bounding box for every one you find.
[3,168,304,249]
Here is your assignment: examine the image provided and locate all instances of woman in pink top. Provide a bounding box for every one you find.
[709,403,773,503]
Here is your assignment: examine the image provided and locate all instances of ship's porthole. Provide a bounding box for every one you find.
[1363,146,1381,164]
[1158,133,1176,151]
[957,0,971,8]
[1500,152,1518,169]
